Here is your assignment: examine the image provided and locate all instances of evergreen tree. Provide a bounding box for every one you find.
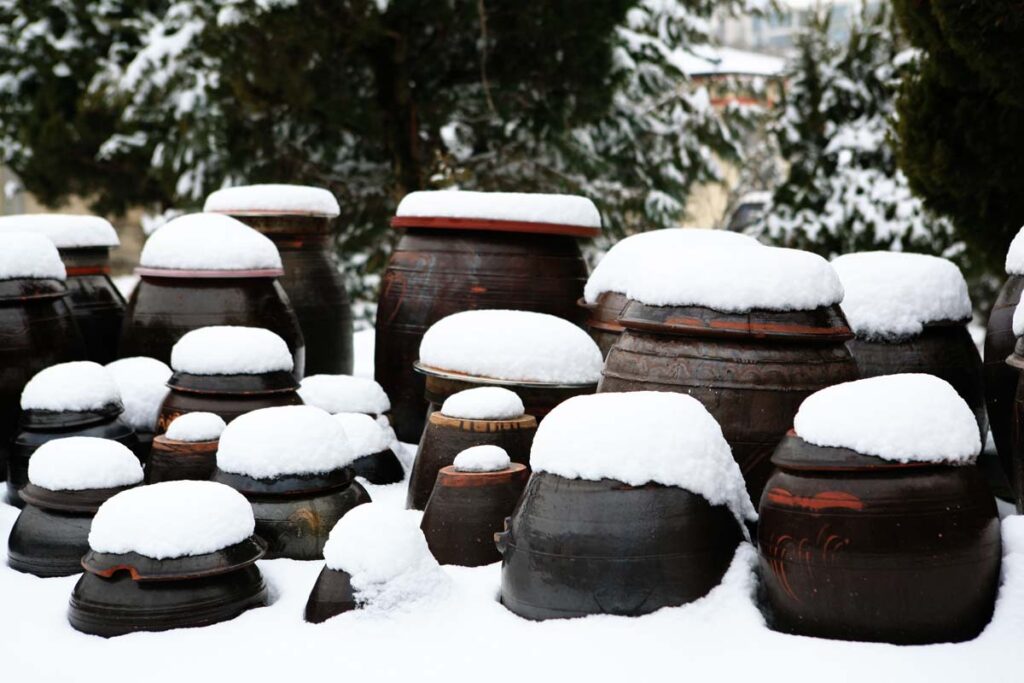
[754,5,961,262]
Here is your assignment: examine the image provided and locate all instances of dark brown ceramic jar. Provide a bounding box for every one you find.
[156,369,303,432]
[68,535,268,637]
[146,433,219,484]
[8,483,135,577]
[0,277,83,480]
[579,291,630,358]
[599,301,858,502]
[985,273,1024,489]
[60,247,125,364]
[421,462,528,566]
[375,217,594,442]
[119,268,306,380]
[304,566,359,623]
[498,472,743,620]
[406,410,537,511]
[758,433,1001,644]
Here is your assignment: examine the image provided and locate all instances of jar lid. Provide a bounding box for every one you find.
[771,432,937,472]
[0,277,67,302]
[19,401,124,430]
[616,300,854,342]
[19,482,135,514]
[135,266,284,279]
[81,535,266,582]
[167,370,299,395]
[212,465,354,497]
[414,361,598,390]
[437,462,528,488]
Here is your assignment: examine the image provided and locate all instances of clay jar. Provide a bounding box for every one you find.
[204,184,353,375]
[146,412,225,484]
[986,273,1024,489]
[759,433,1001,644]
[375,191,600,441]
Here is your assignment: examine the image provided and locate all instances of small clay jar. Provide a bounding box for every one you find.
[421,462,528,566]
[407,411,537,510]
[8,483,135,577]
[147,434,219,483]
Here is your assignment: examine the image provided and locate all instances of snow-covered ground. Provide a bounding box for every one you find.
[1,328,1022,682]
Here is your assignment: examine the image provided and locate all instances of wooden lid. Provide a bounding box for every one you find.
[391,215,599,238]
[437,462,528,488]
[428,411,537,432]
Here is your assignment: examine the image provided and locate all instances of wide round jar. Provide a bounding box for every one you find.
[375,191,599,441]
[205,184,353,375]
[759,433,1001,644]
[118,213,305,378]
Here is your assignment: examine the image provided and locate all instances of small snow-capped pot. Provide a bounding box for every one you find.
[8,438,143,578]
[406,388,537,511]
[333,413,403,485]
[204,186,353,375]
[211,406,372,560]
[146,413,226,484]
[157,327,303,433]
[8,362,138,507]
[68,481,268,637]
[420,448,528,567]
[498,393,750,620]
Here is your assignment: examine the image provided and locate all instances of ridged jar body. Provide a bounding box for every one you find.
[61,247,125,364]
[498,472,742,620]
[758,436,1001,644]
[119,274,305,379]
[985,274,1024,489]
[375,228,588,442]
[232,214,353,375]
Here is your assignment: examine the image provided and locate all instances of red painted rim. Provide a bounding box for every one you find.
[135,266,284,279]
[391,215,600,238]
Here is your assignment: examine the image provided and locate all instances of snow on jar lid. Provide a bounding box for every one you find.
[165,412,226,442]
[832,252,971,341]
[1005,224,1024,275]
[623,245,844,313]
[298,375,391,415]
[0,213,119,248]
[217,405,356,479]
[418,310,603,386]
[453,445,511,472]
[204,184,340,218]
[21,361,121,413]
[105,357,172,432]
[170,326,294,376]
[88,480,255,559]
[584,228,762,303]
[334,413,392,456]
[441,387,525,420]
[0,232,67,281]
[393,190,602,238]
[28,437,143,492]
[794,374,981,465]
[138,213,283,275]
[530,391,756,524]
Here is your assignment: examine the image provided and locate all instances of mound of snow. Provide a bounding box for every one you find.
[453,445,510,472]
[139,213,282,271]
[170,326,293,375]
[0,213,119,248]
[165,412,226,442]
[105,357,171,432]
[334,413,392,456]
[440,387,525,420]
[794,374,981,464]
[28,437,142,492]
[0,232,66,281]
[623,245,843,313]
[584,228,762,303]
[832,252,971,340]
[530,392,755,523]
[322,503,449,611]
[419,310,603,385]
[89,480,255,559]
[298,375,391,415]
[21,361,120,412]
[396,190,601,229]
[1006,225,1024,275]
[217,405,355,479]
[204,184,340,217]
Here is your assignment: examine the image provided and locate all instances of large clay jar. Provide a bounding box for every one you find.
[156,326,303,432]
[581,228,763,357]
[118,213,305,378]
[375,191,600,442]
[146,412,226,484]
[985,272,1024,487]
[760,433,1000,644]
[68,481,268,637]
[0,235,83,480]
[8,437,142,577]
[407,386,537,510]
[421,447,528,566]
[0,214,124,363]
[7,361,137,506]
[213,406,371,560]
[498,392,753,621]
[204,184,353,375]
